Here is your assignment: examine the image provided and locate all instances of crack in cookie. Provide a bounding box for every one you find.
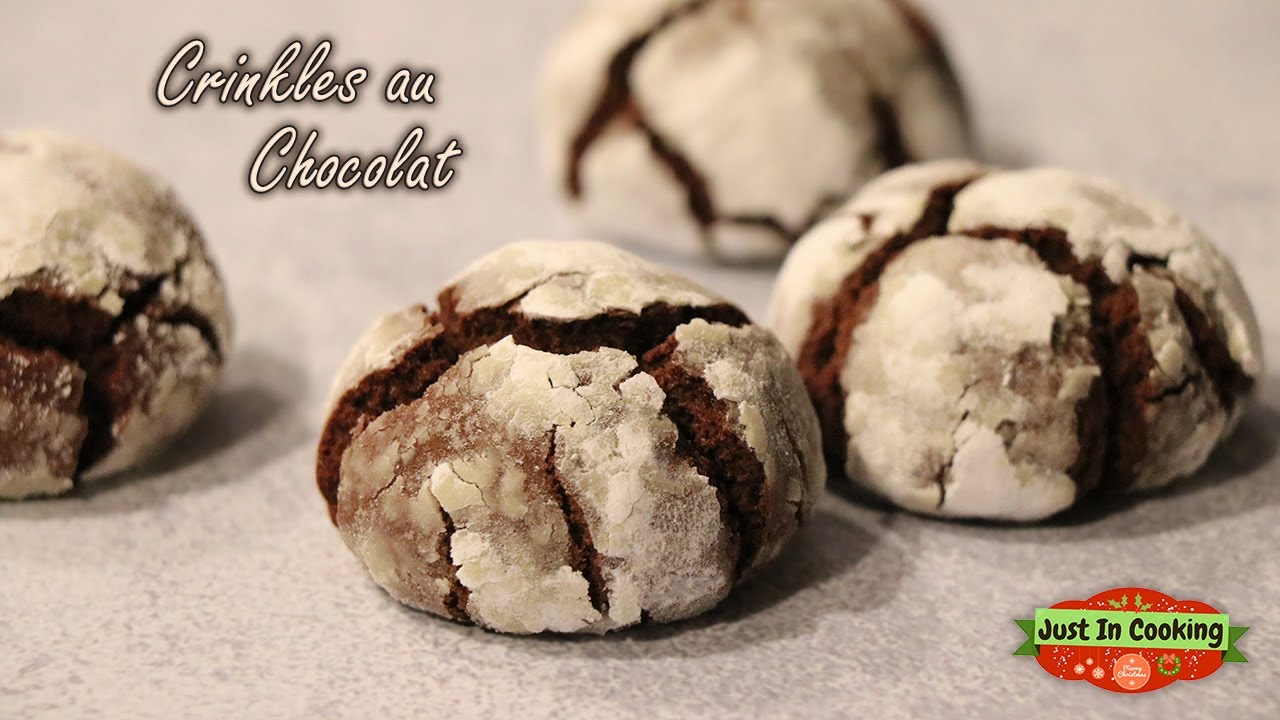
[437,507,471,622]
[641,337,771,580]
[565,0,710,201]
[545,432,609,615]
[868,94,910,170]
[795,177,980,481]
[0,255,223,475]
[1171,285,1254,412]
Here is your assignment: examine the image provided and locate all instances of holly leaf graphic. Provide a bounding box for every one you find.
[1134,593,1144,608]
[1108,599,1123,609]
[1120,594,1128,608]
[1140,603,1152,611]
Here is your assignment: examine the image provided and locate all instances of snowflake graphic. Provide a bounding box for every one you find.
[1074,664,1085,675]
[1092,667,1105,680]
[1085,658,1094,666]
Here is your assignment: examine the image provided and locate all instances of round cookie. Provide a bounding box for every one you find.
[539,0,970,263]
[317,241,825,634]
[769,161,1262,521]
[0,130,232,499]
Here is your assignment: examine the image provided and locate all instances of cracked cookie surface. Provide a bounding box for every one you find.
[0,130,231,499]
[318,240,825,633]
[769,161,1262,520]
[539,0,970,263]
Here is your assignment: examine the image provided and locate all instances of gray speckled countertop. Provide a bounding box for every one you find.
[2,1,1277,718]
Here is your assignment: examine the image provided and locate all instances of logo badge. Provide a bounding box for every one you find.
[1112,653,1150,690]
[1014,587,1249,694]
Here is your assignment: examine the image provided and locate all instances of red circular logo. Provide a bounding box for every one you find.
[1113,653,1151,690]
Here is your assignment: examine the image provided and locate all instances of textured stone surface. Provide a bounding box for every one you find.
[1,0,1278,717]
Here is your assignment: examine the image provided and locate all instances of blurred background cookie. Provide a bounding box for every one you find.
[770,160,1262,520]
[540,0,970,263]
[0,130,232,499]
[318,240,824,633]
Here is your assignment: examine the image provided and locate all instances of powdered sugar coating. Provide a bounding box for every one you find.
[445,239,728,319]
[540,0,970,263]
[324,240,825,633]
[840,237,1096,519]
[0,130,231,498]
[770,161,1262,519]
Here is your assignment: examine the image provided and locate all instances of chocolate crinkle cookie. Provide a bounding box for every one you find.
[540,0,970,263]
[317,241,825,634]
[770,160,1263,521]
[0,131,231,500]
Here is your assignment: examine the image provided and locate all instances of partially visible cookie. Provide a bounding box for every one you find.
[770,161,1262,520]
[540,0,970,263]
[0,130,232,499]
[318,240,824,634]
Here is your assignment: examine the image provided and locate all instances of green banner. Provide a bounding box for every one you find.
[1225,626,1250,663]
[1013,619,1038,656]
[1014,609,1249,661]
